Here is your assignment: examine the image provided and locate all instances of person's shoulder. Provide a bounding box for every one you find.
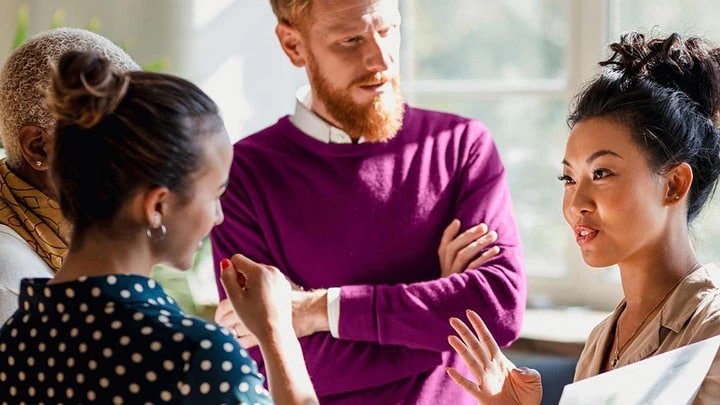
[696,265,720,314]
[234,116,293,149]
[403,105,491,140]
[165,313,238,348]
[405,105,488,128]
[678,265,720,338]
[0,225,52,280]
[0,224,23,244]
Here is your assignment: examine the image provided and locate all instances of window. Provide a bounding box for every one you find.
[401,0,720,310]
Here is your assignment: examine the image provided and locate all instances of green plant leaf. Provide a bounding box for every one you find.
[142,57,171,72]
[86,16,102,33]
[50,9,65,29]
[12,4,29,50]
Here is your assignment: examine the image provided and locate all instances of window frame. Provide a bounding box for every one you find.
[401,0,625,310]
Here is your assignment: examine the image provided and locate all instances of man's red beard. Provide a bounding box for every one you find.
[308,55,405,142]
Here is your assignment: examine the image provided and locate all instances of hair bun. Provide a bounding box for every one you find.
[46,50,129,128]
[601,31,720,122]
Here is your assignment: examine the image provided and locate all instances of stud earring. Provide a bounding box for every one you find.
[35,161,42,167]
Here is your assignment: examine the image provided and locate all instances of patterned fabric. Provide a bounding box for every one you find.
[0,158,70,271]
[0,274,273,404]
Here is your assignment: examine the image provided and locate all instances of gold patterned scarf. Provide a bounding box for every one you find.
[0,159,70,272]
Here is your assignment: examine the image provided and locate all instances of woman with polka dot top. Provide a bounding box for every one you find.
[0,51,318,404]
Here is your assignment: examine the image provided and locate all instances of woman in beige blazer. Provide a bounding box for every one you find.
[446,31,720,404]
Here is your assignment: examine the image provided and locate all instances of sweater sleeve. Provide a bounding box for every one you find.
[210,151,444,396]
[337,121,526,350]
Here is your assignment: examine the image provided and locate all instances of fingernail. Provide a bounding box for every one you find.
[220,258,232,269]
[514,366,529,374]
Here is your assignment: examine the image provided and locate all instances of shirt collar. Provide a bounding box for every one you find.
[290,85,365,144]
[660,263,720,332]
[16,275,179,313]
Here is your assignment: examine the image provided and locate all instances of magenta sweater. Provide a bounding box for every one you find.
[211,106,526,404]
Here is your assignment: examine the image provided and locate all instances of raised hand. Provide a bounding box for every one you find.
[219,254,293,344]
[220,254,319,404]
[447,310,543,405]
[438,219,500,277]
[217,257,329,347]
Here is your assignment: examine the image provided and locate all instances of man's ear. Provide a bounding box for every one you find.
[276,23,308,67]
[664,162,693,205]
[18,125,51,171]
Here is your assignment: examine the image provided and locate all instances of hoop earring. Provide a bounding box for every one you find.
[146,224,167,241]
[146,213,166,241]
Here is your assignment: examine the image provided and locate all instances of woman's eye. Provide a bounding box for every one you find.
[557,174,574,185]
[592,169,613,180]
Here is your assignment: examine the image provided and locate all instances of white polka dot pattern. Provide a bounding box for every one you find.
[0,275,271,403]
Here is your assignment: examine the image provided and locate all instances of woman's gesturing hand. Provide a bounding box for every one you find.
[447,310,543,405]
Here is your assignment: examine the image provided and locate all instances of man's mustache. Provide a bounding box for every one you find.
[349,72,399,88]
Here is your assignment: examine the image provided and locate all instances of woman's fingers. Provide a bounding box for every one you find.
[450,316,492,366]
[467,309,503,355]
[447,367,483,400]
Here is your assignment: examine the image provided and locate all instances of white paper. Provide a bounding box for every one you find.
[559,335,720,405]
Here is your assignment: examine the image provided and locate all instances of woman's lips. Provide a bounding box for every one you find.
[574,225,598,245]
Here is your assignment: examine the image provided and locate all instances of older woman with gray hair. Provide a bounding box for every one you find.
[0,27,139,321]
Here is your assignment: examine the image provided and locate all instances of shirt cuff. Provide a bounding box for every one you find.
[327,287,341,338]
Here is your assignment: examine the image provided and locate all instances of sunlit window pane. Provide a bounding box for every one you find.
[404,0,569,80]
[609,0,720,43]
[411,95,572,277]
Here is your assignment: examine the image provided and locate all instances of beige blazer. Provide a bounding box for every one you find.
[574,264,720,404]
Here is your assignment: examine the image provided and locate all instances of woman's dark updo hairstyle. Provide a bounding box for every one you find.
[568,31,720,222]
[46,51,223,242]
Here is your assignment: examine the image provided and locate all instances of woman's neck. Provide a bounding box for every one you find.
[618,233,699,314]
[49,229,154,284]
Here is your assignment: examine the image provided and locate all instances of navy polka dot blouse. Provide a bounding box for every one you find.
[0,275,273,404]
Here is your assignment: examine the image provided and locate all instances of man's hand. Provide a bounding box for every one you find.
[438,219,500,277]
[447,310,543,405]
[290,287,330,338]
[214,298,258,347]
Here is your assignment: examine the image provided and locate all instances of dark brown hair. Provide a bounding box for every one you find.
[47,51,224,242]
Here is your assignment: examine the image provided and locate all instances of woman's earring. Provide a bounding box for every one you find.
[35,161,42,167]
[146,213,167,241]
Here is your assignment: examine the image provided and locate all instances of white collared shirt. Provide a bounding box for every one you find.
[289,85,366,145]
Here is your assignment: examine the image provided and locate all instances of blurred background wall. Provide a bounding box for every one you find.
[0,0,307,144]
[0,0,309,315]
